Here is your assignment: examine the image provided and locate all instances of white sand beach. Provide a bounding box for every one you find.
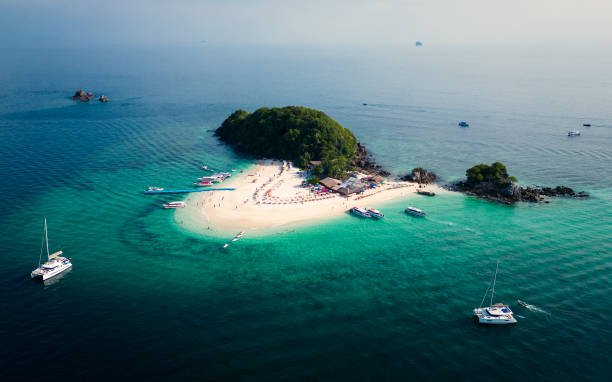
[176,160,445,237]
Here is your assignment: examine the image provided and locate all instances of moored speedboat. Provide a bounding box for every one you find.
[473,261,517,325]
[31,219,72,281]
[350,206,371,218]
[405,206,426,217]
[163,201,187,208]
[568,130,580,137]
[148,186,164,191]
[417,190,436,196]
[367,208,384,219]
[194,180,213,187]
[198,176,222,183]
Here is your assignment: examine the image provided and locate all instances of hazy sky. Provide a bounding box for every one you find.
[1,0,611,46]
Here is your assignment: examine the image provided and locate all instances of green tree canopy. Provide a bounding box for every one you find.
[216,106,357,176]
[466,162,517,186]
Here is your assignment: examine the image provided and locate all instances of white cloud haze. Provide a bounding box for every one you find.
[1,0,610,46]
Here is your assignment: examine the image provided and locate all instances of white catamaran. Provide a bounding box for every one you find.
[31,218,72,281]
[473,261,517,325]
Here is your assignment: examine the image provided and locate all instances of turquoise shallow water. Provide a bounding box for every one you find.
[0,44,610,381]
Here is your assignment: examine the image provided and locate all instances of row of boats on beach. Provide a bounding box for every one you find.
[147,166,234,208]
[194,171,232,187]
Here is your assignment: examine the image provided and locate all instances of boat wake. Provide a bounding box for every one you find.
[517,300,550,315]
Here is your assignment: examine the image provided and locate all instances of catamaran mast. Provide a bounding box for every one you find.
[490,260,499,306]
[38,219,46,267]
[44,218,50,260]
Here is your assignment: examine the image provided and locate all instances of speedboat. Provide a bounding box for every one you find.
[582,123,591,127]
[350,206,371,218]
[148,186,164,191]
[198,176,222,183]
[163,201,187,208]
[458,121,469,127]
[98,95,110,103]
[473,261,517,325]
[568,131,580,137]
[367,208,384,219]
[417,190,436,196]
[194,180,213,187]
[405,206,426,217]
[31,219,72,281]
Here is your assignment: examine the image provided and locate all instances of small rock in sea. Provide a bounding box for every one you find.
[72,89,94,102]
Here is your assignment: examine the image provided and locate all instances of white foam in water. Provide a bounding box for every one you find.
[518,300,551,315]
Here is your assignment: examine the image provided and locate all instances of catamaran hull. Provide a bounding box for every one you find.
[472,309,517,325]
[31,263,72,281]
[474,316,517,325]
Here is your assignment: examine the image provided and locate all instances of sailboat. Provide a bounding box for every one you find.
[472,261,517,325]
[31,218,72,281]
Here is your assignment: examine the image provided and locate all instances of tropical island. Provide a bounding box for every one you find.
[453,162,588,204]
[176,106,441,236]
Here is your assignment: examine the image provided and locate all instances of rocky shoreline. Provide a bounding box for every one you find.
[450,182,589,204]
[352,143,390,177]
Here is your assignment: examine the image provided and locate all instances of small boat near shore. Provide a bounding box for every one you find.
[405,206,426,217]
[350,206,371,218]
[194,180,213,187]
[458,121,470,127]
[163,201,187,209]
[417,190,436,196]
[31,219,72,281]
[582,123,591,127]
[473,261,517,325]
[568,131,581,137]
[367,208,384,219]
[148,186,164,191]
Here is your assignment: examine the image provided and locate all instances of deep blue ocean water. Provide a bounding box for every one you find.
[0,44,610,381]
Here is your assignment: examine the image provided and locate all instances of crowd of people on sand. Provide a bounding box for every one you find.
[250,160,338,205]
[248,160,415,205]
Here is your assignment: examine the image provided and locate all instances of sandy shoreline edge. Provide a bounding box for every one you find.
[175,160,447,238]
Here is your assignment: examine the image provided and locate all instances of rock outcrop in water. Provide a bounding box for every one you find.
[71,89,94,102]
[401,167,438,184]
[452,162,589,204]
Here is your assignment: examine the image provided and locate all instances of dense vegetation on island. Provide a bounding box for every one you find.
[454,162,587,204]
[216,106,359,178]
[465,162,517,187]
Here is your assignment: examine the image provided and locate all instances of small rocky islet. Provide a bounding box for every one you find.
[449,162,589,204]
[71,89,109,103]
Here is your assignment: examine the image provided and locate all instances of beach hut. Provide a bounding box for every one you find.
[319,177,342,190]
[336,184,362,196]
